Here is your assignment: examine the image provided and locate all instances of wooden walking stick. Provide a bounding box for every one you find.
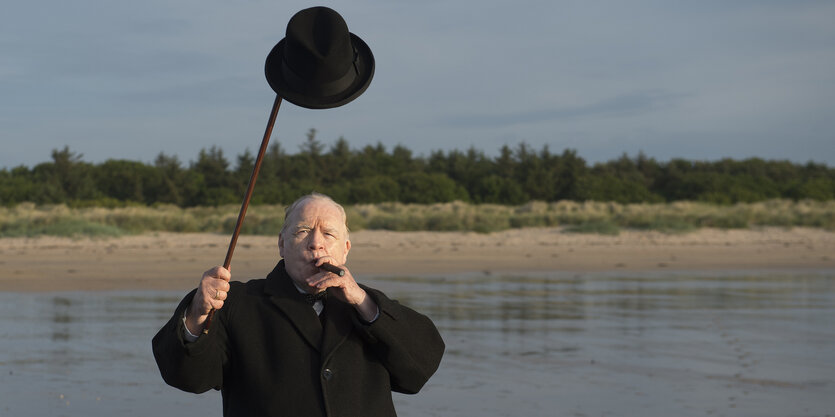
[203,95,282,334]
[202,6,374,334]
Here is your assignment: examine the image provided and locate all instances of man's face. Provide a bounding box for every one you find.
[278,198,351,289]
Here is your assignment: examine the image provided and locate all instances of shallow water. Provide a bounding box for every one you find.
[1,271,833,416]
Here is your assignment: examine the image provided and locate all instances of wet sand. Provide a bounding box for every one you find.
[2,227,833,291]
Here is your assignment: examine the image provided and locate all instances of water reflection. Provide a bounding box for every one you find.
[50,296,73,341]
[0,272,833,417]
[377,271,835,416]
[382,272,833,321]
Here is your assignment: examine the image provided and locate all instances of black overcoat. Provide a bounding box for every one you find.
[152,261,445,417]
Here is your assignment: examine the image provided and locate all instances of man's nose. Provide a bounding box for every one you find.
[307,229,325,250]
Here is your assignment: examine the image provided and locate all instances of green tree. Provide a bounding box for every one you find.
[30,147,98,203]
[0,166,38,205]
[347,175,400,203]
[397,172,468,203]
[472,174,527,204]
[154,153,186,205]
[94,159,161,203]
[190,146,237,205]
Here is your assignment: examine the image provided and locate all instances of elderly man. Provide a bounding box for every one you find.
[152,193,445,416]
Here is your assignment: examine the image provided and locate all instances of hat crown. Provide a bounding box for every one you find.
[283,7,354,82]
[265,6,375,109]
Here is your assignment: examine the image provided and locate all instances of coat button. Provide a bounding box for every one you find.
[322,368,333,381]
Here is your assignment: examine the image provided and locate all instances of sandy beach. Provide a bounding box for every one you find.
[2,227,833,291]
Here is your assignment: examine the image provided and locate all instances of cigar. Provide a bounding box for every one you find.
[319,263,345,276]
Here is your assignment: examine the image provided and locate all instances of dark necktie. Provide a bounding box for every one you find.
[305,291,327,326]
[304,291,327,305]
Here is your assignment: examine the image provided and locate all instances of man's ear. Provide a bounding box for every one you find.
[278,233,285,258]
[342,239,351,263]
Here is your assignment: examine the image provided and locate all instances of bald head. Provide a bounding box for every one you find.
[281,192,349,239]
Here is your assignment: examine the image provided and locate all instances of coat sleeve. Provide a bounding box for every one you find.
[151,288,230,393]
[353,285,445,394]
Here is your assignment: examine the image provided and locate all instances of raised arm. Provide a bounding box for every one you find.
[151,268,233,393]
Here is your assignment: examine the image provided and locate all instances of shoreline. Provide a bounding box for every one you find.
[2,227,833,292]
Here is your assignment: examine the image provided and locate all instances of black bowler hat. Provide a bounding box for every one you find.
[265,7,375,109]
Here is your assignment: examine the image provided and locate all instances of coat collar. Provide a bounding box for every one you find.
[263,260,352,356]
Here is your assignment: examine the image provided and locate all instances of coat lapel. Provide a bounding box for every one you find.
[320,294,353,360]
[263,261,323,352]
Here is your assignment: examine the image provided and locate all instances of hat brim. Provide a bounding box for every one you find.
[265,33,374,110]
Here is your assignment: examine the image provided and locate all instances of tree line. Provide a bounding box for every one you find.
[2,130,833,207]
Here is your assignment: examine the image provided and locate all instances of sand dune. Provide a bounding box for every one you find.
[2,227,833,291]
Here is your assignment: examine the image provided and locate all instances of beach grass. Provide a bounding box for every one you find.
[1,199,833,238]
[563,220,622,236]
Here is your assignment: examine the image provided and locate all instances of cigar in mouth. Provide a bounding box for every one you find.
[319,263,345,276]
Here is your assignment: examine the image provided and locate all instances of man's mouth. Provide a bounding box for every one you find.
[307,258,325,271]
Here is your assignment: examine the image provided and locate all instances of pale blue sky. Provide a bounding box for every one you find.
[2,0,834,169]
